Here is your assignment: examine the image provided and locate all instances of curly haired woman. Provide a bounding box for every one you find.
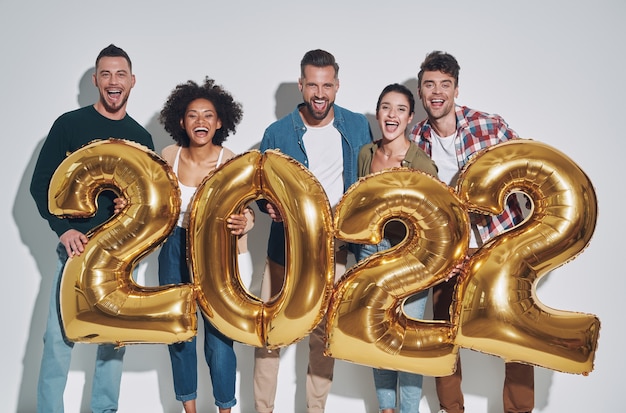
[158,77,252,413]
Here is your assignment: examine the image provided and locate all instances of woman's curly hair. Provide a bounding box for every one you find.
[159,77,243,147]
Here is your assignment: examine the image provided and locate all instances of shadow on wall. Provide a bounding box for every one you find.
[12,67,103,412]
[274,82,302,120]
[14,133,58,413]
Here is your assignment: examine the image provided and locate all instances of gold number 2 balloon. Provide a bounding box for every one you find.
[49,139,196,344]
[326,169,469,376]
[454,139,600,374]
[189,150,334,349]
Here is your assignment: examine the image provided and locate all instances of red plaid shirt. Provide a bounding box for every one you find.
[409,105,524,242]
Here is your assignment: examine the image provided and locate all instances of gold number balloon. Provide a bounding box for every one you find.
[189,150,334,348]
[50,139,196,344]
[454,139,600,374]
[326,169,469,376]
[48,138,601,376]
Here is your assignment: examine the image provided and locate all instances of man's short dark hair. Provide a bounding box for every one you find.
[95,44,132,71]
[300,49,339,78]
[418,51,460,87]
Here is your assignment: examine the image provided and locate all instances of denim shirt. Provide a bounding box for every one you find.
[259,103,372,265]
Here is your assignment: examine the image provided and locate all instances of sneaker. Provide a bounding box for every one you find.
[437,410,448,413]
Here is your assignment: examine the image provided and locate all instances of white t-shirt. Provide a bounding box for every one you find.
[430,130,480,247]
[430,129,459,186]
[302,120,344,208]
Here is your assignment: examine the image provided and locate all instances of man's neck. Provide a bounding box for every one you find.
[429,114,456,137]
[93,102,127,121]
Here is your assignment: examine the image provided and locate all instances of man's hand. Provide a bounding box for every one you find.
[60,229,88,257]
[445,259,468,281]
[113,197,127,214]
[265,202,283,222]
[227,209,251,236]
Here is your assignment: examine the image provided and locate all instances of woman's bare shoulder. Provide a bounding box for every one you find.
[222,146,237,161]
[161,144,180,164]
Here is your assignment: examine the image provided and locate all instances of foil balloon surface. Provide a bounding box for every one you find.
[327,169,469,376]
[454,139,600,374]
[49,138,600,374]
[189,150,334,349]
[50,138,196,345]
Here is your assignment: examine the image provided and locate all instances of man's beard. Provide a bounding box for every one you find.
[99,94,128,114]
[304,100,334,121]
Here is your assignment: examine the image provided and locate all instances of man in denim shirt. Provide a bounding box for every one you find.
[253,49,372,413]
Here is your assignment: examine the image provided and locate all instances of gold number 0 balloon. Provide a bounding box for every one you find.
[454,139,600,374]
[50,139,196,344]
[189,150,334,348]
[326,169,469,376]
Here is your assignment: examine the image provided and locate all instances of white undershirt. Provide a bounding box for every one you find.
[302,120,344,208]
[430,129,459,187]
[174,146,224,228]
[430,130,480,247]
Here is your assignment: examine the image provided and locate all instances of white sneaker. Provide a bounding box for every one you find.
[437,410,448,413]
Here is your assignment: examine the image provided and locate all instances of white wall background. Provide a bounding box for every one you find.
[2,1,623,412]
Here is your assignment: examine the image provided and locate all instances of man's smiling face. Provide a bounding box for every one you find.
[418,70,458,122]
[93,56,135,118]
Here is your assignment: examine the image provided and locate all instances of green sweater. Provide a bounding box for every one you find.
[30,105,154,237]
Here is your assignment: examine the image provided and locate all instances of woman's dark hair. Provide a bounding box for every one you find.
[159,77,243,146]
[376,83,415,114]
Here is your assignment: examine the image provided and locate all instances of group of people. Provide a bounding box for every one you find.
[30,44,533,413]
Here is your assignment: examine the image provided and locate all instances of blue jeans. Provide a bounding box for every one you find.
[158,226,237,409]
[358,240,428,413]
[37,243,125,413]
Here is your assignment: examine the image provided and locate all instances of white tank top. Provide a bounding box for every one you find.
[174,146,224,228]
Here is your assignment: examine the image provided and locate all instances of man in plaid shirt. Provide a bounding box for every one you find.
[409,51,532,413]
